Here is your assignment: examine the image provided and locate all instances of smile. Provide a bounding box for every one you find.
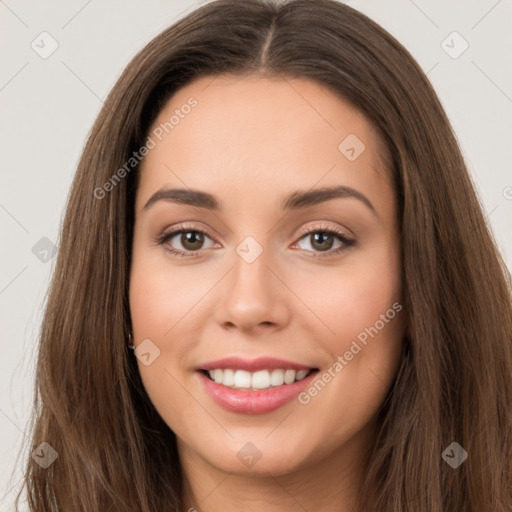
[196,367,320,415]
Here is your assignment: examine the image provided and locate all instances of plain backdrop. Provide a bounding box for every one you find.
[1,0,511,509]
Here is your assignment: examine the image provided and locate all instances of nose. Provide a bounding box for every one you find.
[213,245,290,334]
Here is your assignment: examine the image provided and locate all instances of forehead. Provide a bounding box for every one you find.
[136,74,392,216]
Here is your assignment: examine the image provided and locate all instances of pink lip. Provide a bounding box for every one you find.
[197,356,314,372]
[196,369,319,415]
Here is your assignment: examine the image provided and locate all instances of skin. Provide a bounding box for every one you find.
[129,74,404,512]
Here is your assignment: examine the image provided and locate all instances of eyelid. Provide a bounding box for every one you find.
[294,221,353,241]
[157,222,216,242]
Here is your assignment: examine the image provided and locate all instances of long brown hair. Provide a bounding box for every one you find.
[18,0,512,510]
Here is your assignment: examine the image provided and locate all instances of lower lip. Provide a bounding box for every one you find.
[196,370,318,415]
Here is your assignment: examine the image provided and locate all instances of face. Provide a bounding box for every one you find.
[129,74,404,478]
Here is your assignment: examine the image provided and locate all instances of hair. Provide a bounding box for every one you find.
[17,0,512,510]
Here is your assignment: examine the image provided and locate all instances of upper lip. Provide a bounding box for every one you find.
[197,356,316,372]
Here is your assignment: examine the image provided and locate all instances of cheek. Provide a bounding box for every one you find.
[293,242,402,347]
[291,239,404,405]
[129,245,212,339]
[128,256,195,427]
[128,244,218,410]
[129,271,175,338]
[293,241,403,422]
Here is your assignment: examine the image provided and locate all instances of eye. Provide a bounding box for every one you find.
[293,223,355,258]
[155,223,217,258]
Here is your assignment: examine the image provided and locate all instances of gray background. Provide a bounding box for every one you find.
[1,0,511,509]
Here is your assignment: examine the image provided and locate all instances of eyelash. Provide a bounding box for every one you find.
[154,222,355,260]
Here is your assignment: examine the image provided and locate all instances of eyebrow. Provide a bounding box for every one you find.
[143,185,377,216]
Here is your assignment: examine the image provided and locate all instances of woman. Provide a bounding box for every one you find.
[19,0,512,510]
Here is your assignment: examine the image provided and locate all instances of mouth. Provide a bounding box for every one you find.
[196,366,320,415]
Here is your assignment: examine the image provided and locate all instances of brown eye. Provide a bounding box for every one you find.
[179,231,205,251]
[294,225,355,259]
[308,232,336,252]
[157,226,216,258]
[297,231,341,253]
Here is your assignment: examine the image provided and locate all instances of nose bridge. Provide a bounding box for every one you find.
[233,234,271,290]
[215,232,288,331]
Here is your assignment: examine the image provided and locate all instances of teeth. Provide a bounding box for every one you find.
[284,369,296,384]
[296,369,309,380]
[234,370,251,388]
[206,368,312,389]
[252,370,270,389]
[222,368,235,386]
